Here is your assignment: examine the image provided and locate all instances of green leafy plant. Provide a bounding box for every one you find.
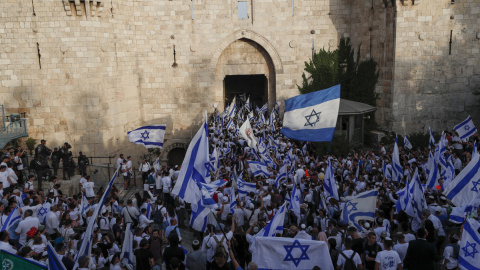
[314,134,352,157]
[25,138,36,154]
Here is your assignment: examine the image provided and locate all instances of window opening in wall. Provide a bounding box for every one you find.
[238,1,248,19]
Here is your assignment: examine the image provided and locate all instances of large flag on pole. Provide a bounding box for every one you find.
[323,161,339,200]
[405,168,427,223]
[172,117,210,206]
[444,153,480,207]
[341,189,378,231]
[120,223,134,266]
[404,135,413,149]
[454,115,477,140]
[127,125,166,148]
[289,183,301,224]
[253,237,334,270]
[392,137,403,182]
[281,85,340,142]
[74,169,119,268]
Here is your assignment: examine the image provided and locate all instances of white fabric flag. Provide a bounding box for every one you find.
[454,115,477,140]
[127,125,166,148]
[239,119,258,148]
[121,223,134,266]
[253,237,334,270]
[341,189,378,231]
[444,153,480,207]
[459,218,480,270]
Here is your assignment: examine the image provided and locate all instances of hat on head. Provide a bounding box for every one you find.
[38,225,46,231]
[253,227,259,233]
[435,206,442,213]
[300,224,306,230]
[12,189,20,194]
[364,222,371,229]
[380,231,388,237]
[193,240,200,246]
[175,165,179,168]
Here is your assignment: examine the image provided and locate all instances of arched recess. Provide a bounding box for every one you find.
[211,30,283,110]
[160,142,187,166]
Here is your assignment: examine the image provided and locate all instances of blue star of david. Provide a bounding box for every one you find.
[283,240,310,267]
[205,162,214,177]
[304,109,321,127]
[462,241,479,258]
[465,125,471,131]
[471,180,480,193]
[140,130,150,140]
[346,201,358,214]
[38,207,48,216]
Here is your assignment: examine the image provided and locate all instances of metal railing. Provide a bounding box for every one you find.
[0,119,29,148]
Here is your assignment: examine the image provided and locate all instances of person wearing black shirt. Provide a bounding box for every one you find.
[51,147,60,176]
[163,234,186,270]
[134,239,154,270]
[77,152,89,176]
[362,232,382,270]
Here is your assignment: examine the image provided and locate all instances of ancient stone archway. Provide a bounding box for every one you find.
[211,30,282,110]
[160,142,187,166]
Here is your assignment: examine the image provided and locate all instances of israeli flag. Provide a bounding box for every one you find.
[226,118,234,130]
[127,125,166,148]
[444,153,480,207]
[236,175,257,196]
[444,155,456,189]
[259,102,268,115]
[289,184,301,224]
[198,186,219,209]
[248,111,255,123]
[0,206,21,232]
[189,198,211,232]
[426,152,440,189]
[210,147,220,174]
[172,119,211,206]
[247,160,271,177]
[257,203,287,237]
[459,218,480,270]
[121,223,134,266]
[198,179,227,191]
[47,242,67,270]
[392,137,403,182]
[341,189,378,231]
[449,206,468,224]
[253,237,334,270]
[405,168,427,223]
[275,162,288,188]
[382,161,392,182]
[245,97,251,112]
[454,115,477,140]
[287,160,296,180]
[404,135,413,149]
[353,164,360,183]
[229,187,237,214]
[281,85,340,142]
[37,202,51,224]
[473,141,478,160]
[323,161,339,200]
[301,143,307,156]
[75,169,119,267]
[80,193,91,217]
[228,97,237,118]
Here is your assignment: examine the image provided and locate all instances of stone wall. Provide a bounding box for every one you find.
[1,0,479,162]
[392,0,480,133]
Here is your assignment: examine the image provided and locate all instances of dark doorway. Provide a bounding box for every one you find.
[224,75,267,109]
[167,148,186,168]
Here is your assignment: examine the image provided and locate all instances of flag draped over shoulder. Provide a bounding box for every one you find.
[281,85,340,142]
[127,125,166,148]
[444,153,480,207]
[459,218,480,270]
[341,189,378,231]
[454,115,477,140]
[253,237,334,270]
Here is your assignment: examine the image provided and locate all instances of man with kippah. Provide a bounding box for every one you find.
[186,239,207,270]
[375,237,402,270]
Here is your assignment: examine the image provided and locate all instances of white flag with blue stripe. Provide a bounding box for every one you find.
[37,202,51,224]
[247,160,271,177]
[426,152,440,189]
[127,125,166,148]
[80,193,91,217]
[190,198,211,232]
[454,115,477,140]
[229,187,237,214]
[429,127,436,146]
[0,206,21,232]
[253,236,334,270]
[281,85,340,142]
[459,218,480,270]
[275,162,288,188]
[405,168,427,223]
[444,153,480,207]
[341,189,378,231]
[382,161,392,182]
[323,161,339,200]
[235,174,257,196]
[289,184,301,224]
[245,97,251,112]
[404,135,413,149]
[228,97,237,118]
[473,141,478,160]
[226,118,234,130]
[257,202,287,237]
[47,242,67,270]
[392,137,403,182]
[120,223,134,266]
[172,119,211,206]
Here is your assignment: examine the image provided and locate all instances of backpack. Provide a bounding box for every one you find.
[448,243,460,259]
[148,174,155,184]
[152,206,165,223]
[213,235,228,260]
[339,251,357,270]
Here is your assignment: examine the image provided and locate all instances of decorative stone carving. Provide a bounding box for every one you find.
[63,0,104,17]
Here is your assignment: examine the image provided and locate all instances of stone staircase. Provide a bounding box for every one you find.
[0,105,28,149]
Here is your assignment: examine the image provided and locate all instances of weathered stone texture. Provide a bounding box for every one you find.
[0,0,479,160]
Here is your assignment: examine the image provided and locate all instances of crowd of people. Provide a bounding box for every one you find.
[0,103,479,270]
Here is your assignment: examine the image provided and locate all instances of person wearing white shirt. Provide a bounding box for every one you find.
[79,174,87,188]
[21,195,43,219]
[116,154,124,169]
[375,237,402,270]
[0,231,17,254]
[138,208,153,229]
[443,235,459,270]
[83,176,95,199]
[337,238,363,270]
[99,210,111,232]
[161,172,172,204]
[45,205,60,239]
[15,209,40,246]
[139,159,151,183]
[393,233,409,266]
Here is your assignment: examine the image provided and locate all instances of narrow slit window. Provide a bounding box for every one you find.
[238,1,248,19]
